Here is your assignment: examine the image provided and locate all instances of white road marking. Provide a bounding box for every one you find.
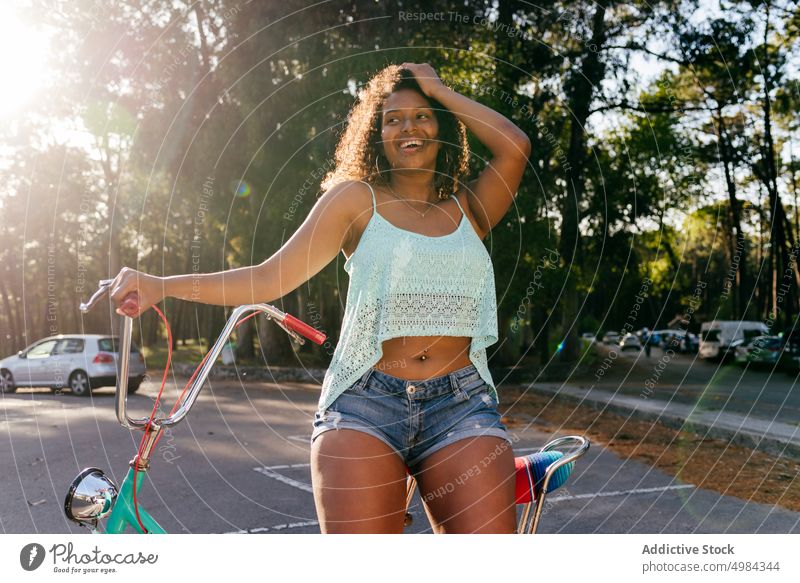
[246,450,695,535]
[254,456,694,504]
[224,520,320,534]
[226,484,697,534]
[253,466,314,493]
[0,417,36,425]
[256,445,545,471]
[259,462,314,470]
[546,484,695,502]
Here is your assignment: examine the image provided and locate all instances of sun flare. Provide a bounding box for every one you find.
[0,4,50,118]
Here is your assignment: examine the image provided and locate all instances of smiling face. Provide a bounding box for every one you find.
[379,88,440,172]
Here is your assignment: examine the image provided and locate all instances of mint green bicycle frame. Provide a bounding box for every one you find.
[103,467,166,534]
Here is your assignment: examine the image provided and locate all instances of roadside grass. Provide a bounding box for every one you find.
[141,338,261,369]
[502,386,800,512]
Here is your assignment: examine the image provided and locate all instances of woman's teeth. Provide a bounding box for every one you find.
[400,140,423,152]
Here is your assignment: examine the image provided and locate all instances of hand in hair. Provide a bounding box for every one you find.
[400,62,445,99]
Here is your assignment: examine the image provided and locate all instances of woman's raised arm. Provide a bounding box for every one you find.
[109,180,362,317]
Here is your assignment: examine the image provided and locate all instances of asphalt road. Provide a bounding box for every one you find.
[579,344,800,427]
[1,376,798,534]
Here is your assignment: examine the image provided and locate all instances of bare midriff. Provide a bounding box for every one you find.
[343,184,477,382]
[373,336,473,380]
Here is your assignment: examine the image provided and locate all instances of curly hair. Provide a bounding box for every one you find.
[320,64,470,200]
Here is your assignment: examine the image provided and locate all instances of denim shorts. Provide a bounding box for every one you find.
[310,363,512,473]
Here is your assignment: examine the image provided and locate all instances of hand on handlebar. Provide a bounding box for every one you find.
[109,267,165,318]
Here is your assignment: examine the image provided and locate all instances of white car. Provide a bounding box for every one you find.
[619,333,642,351]
[0,334,146,396]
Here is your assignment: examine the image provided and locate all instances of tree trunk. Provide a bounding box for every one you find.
[558,0,609,362]
[717,111,748,318]
[0,279,20,354]
[759,3,796,328]
[235,313,255,360]
[536,305,550,366]
[258,291,298,365]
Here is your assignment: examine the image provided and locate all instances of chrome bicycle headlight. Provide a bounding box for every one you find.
[64,467,118,525]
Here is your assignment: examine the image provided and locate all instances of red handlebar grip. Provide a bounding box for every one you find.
[120,292,140,316]
[283,314,327,345]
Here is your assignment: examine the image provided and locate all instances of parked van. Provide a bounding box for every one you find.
[699,320,769,360]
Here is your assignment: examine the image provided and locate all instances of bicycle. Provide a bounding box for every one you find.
[64,279,589,534]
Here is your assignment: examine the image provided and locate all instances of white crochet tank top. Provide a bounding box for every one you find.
[317,180,499,413]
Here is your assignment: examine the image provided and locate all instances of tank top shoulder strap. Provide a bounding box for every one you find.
[359,180,377,211]
[451,192,466,217]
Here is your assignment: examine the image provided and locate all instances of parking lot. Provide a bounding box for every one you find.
[2,376,798,534]
[585,342,800,427]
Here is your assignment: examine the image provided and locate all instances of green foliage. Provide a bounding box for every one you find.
[1,0,799,364]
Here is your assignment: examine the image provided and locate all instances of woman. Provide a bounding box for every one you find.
[109,63,531,533]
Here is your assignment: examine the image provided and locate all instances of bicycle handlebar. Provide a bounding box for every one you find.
[283,313,326,345]
[80,280,327,430]
[79,279,117,313]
